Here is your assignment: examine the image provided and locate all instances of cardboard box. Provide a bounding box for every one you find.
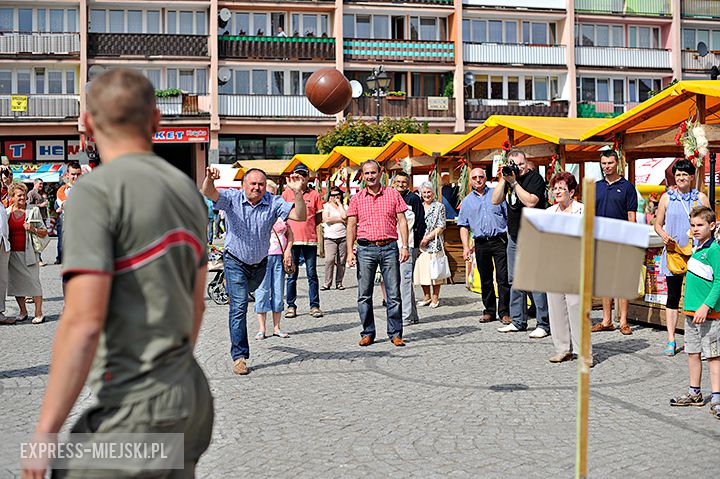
[513,209,651,299]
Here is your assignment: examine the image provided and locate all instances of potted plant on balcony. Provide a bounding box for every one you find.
[155,88,183,115]
[386,91,406,101]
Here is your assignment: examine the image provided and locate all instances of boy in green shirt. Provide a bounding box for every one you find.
[670,206,720,420]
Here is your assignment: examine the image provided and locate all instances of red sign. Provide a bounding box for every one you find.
[153,127,209,143]
[3,140,33,161]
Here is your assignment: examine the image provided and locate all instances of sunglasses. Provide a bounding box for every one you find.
[330,193,342,197]
[295,171,308,177]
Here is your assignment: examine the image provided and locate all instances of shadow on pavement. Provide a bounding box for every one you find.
[0,364,49,378]
[593,337,651,365]
[252,346,419,372]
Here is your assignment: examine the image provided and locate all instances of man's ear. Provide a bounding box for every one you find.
[82,111,94,137]
[151,108,161,136]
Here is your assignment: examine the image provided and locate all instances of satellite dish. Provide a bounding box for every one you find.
[88,65,106,81]
[464,72,474,87]
[698,41,709,57]
[218,8,231,27]
[218,67,232,85]
[349,80,363,99]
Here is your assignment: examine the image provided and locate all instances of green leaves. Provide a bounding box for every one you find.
[155,88,183,98]
[316,116,429,154]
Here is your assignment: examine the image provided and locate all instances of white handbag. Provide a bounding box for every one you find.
[429,231,451,281]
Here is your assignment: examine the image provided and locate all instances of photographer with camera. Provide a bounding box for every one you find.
[491,149,551,338]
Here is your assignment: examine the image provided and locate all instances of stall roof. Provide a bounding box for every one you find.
[446,116,609,155]
[374,134,465,163]
[322,146,384,169]
[581,80,720,141]
[234,159,292,178]
[284,154,330,174]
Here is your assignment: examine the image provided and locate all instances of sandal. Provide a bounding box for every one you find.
[336,284,345,290]
[273,331,290,338]
[664,341,677,356]
[320,286,330,291]
[31,316,45,324]
[16,314,29,323]
[254,332,266,340]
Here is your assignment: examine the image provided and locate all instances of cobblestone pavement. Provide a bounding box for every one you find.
[1,240,719,478]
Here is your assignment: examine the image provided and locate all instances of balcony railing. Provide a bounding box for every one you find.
[156,95,211,117]
[465,99,569,121]
[345,0,453,4]
[0,95,79,120]
[577,101,640,118]
[464,0,566,8]
[575,46,671,69]
[218,95,332,118]
[682,0,720,18]
[0,33,79,55]
[463,43,566,66]
[682,50,720,71]
[346,97,455,120]
[88,33,208,57]
[575,0,672,16]
[343,39,454,63]
[219,36,335,60]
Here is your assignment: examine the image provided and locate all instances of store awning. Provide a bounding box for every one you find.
[321,146,384,169]
[284,154,330,174]
[213,164,243,189]
[374,134,465,164]
[581,80,720,141]
[446,116,609,159]
[11,163,63,183]
[234,159,292,179]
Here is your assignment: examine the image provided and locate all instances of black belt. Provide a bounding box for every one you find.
[474,233,505,242]
[357,238,395,247]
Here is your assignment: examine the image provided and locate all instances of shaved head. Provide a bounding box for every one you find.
[470,168,485,178]
[86,68,157,140]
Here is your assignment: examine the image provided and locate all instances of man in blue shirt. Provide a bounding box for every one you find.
[458,167,510,324]
[201,167,306,375]
[593,150,638,336]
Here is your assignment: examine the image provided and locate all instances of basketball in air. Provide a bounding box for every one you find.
[305,69,352,115]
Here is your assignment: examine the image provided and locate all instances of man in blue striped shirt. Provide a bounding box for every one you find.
[201,167,306,375]
[458,167,511,324]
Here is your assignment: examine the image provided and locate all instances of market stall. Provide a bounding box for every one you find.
[581,80,720,330]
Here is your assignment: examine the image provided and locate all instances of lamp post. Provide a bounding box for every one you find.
[365,66,391,124]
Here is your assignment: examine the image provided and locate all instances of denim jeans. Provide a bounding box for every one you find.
[286,244,320,309]
[207,219,214,244]
[225,252,267,360]
[507,235,550,332]
[399,247,419,324]
[55,219,63,263]
[357,243,403,340]
[254,254,285,314]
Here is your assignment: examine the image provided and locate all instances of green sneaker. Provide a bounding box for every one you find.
[670,392,704,407]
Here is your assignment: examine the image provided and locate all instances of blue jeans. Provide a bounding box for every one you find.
[207,218,214,244]
[254,254,285,314]
[357,243,403,340]
[55,219,63,263]
[225,252,267,360]
[507,235,550,332]
[286,245,320,309]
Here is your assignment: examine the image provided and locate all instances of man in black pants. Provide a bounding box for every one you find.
[458,167,510,324]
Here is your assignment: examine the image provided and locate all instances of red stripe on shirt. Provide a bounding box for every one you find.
[114,229,203,274]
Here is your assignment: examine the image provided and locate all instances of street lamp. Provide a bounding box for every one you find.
[365,66,391,124]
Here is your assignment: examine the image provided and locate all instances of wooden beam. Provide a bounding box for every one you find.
[624,124,720,150]
[698,94,706,124]
[559,144,567,170]
[514,133,532,145]
[468,143,557,162]
[508,129,515,145]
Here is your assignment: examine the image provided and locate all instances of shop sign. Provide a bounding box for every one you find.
[153,127,209,143]
[3,140,33,161]
[36,139,65,161]
[11,95,27,112]
[427,97,449,111]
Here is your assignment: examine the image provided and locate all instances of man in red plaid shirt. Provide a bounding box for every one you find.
[347,160,409,347]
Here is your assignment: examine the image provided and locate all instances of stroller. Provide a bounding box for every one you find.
[206,244,254,306]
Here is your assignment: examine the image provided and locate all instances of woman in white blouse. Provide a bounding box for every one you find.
[322,187,348,290]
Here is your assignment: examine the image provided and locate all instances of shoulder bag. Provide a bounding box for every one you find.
[273,228,296,275]
[666,198,696,275]
[429,230,451,281]
[27,208,50,254]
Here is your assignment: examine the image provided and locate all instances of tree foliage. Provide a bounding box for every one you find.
[316,116,429,154]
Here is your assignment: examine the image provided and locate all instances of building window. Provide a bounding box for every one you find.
[127,10,142,33]
[0,9,12,32]
[90,10,105,33]
[0,71,11,94]
[66,71,75,94]
[219,136,320,163]
[19,9,33,33]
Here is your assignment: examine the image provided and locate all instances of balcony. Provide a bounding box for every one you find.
[0,33,79,56]
[575,46,671,69]
[156,95,211,117]
[345,0,453,4]
[346,97,456,121]
[682,0,720,18]
[463,43,566,66]
[343,39,454,63]
[682,50,720,71]
[464,0,566,8]
[465,99,569,121]
[219,36,334,61]
[88,33,208,57]
[575,0,672,16]
[0,95,79,120]
[218,95,332,118]
[577,101,640,118]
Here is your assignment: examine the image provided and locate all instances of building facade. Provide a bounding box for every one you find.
[0,0,715,183]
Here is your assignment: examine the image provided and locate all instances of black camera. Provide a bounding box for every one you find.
[501,161,520,178]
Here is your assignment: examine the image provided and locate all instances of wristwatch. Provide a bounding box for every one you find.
[401,245,409,250]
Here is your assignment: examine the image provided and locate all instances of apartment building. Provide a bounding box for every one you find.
[0,0,716,184]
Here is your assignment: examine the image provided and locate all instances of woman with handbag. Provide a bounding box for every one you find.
[254,180,294,339]
[6,183,47,324]
[655,159,710,356]
[414,182,447,308]
[322,187,347,290]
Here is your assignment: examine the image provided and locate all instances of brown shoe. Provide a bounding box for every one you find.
[310,307,324,318]
[549,352,574,363]
[232,358,249,375]
[500,315,512,325]
[0,317,16,325]
[285,307,297,318]
[391,336,405,347]
[479,313,495,323]
[619,324,633,335]
[591,322,615,332]
[359,336,374,347]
